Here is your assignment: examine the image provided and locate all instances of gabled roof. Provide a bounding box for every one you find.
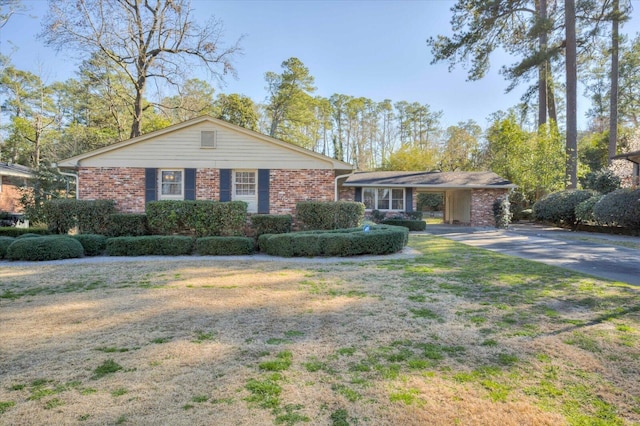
[612,150,640,164]
[0,162,32,178]
[56,116,353,170]
[343,171,516,189]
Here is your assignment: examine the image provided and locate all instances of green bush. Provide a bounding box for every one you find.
[72,234,107,256]
[106,214,149,237]
[582,169,621,194]
[533,190,594,226]
[16,233,45,239]
[250,214,292,237]
[593,188,640,229]
[196,237,254,255]
[146,200,247,236]
[380,219,426,231]
[575,195,603,224]
[42,199,117,235]
[0,236,15,259]
[76,200,117,234]
[0,227,49,238]
[296,201,365,230]
[405,211,424,220]
[6,236,84,261]
[259,225,408,257]
[492,197,512,229]
[417,193,443,211]
[42,199,78,234]
[106,236,194,256]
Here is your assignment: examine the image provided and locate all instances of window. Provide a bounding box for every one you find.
[234,171,256,196]
[159,170,183,199]
[362,187,404,211]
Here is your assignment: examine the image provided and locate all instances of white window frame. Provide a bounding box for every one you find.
[233,170,258,213]
[159,169,184,200]
[362,187,405,211]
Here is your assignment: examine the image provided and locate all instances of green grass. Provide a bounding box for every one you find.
[259,351,293,372]
[92,359,123,379]
[0,401,15,414]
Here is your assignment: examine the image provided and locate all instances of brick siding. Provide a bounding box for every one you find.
[470,188,509,227]
[0,176,24,213]
[269,169,335,215]
[79,167,146,213]
[78,167,336,214]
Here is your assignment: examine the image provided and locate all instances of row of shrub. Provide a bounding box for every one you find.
[258,225,409,257]
[533,188,640,230]
[0,234,256,261]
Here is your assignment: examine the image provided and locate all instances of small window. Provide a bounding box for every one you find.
[234,171,256,196]
[159,170,183,199]
[362,187,404,211]
[201,131,217,148]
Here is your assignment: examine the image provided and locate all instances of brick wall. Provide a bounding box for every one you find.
[78,167,336,214]
[79,167,146,213]
[0,176,24,213]
[470,189,508,227]
[196,168,220,200]
[270,169,335,215]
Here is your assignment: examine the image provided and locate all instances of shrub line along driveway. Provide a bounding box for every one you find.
[423,223,640,286]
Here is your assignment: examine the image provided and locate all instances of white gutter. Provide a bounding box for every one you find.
[55,164,79,199]
[334,172,355,201]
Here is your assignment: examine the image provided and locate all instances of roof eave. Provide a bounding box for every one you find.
[343,183,517,189]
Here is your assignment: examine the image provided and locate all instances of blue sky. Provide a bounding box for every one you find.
[2,0,640,130]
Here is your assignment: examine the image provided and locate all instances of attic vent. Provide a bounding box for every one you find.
[201,131,217,148]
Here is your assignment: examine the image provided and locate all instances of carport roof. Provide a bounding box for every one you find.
[612,150,640,164]
[0,162,32,178]
[343,171,516,189]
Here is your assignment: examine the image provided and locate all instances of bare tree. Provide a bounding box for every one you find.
[41,0,241,138]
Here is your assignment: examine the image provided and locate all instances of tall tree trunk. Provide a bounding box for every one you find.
[547,76,557,125]
[538,0,548,127]
[565,0,578,189]
[609,0,620,164]
[131,80,145,139]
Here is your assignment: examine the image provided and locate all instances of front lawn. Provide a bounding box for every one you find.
[1,235,638,425]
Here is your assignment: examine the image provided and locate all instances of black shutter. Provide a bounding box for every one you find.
[145,168,157,203]
[405,188,413,212]
[257,169,270,214]
[354,187,362,202]
[219,169,231,202]
[185,168,196,200]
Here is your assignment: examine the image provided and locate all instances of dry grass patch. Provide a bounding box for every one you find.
[1,235,638,425]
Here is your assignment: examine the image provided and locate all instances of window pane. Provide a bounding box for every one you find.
[235,171,256,196]
[392,189,404,210]
[363,188,375,209]
[377,188,390,210]
[161,171,182,196]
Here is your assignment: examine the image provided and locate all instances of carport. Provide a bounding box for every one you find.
[341,171,516,227]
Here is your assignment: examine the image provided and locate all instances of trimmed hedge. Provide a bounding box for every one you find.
[106,236,194,256]
[146,200,247,236]
[6,236,84,261]
[533,190,594,226]
[42,199,117,234]
[296,201,365,230]
[380,219,426,231]
[72,234,108,256]
[196,237,254,256]
[259,225,408,257]
[0,227,49,237]
[250,214,292,237]
[0,236,15,259]
[593,188,640,229]
[492,197,512,229]
[106,214,149,237]
[16,233,45,239]
[575,195,603,224]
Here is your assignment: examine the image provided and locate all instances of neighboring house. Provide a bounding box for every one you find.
[57,116,354,215]
[0,162,32,213]
[339,171,516,227]
[611,150,640,187]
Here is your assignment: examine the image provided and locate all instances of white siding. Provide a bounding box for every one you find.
[78,122,335,169]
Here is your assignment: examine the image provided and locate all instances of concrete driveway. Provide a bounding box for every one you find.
[424,223,640,286]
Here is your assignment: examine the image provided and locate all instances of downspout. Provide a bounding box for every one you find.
[334,172,355,201]
[54,164,79,199]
